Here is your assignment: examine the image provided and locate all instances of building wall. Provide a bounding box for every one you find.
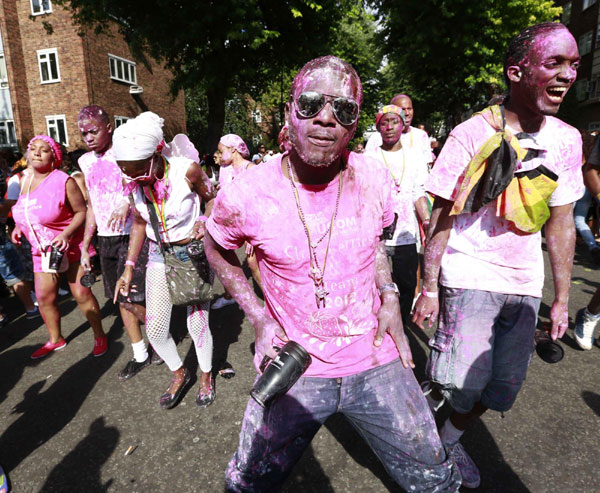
[15,1,89,147]
[82,23,186,146]
[558,0,600,130]
[0,1,185,151]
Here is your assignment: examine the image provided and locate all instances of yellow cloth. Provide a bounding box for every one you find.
[450,106,557,233]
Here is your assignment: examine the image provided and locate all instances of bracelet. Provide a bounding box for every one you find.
[125,260,136,267]
[196,215,208,223]
[421,288,438,298]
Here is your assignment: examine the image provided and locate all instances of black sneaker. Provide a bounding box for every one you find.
[151,350,164,365]
[118,355,151,381]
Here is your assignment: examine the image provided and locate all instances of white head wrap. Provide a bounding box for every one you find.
[112,111,165,161]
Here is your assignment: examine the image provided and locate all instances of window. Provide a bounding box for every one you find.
[578,31,593,56]
[252,110,262,124]
[30,0,52,15]
[575,79,589,101]
[562,1,572,24]
[583,0,597,10]
[46,115,68,146]
[108,54,136,84]
[114,116,130,128]
[37,48,60,83]
[0,54,7,88]
[0,121,16,147]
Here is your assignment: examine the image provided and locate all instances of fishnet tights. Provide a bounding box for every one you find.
[145,264,213,372]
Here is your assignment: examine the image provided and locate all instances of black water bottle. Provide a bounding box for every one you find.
[250,341,312,407]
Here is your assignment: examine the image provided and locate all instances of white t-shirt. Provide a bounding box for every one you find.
[368,146,428,246]
[427,114,584,297]
[131,156,200,243]
[366,126,432,164]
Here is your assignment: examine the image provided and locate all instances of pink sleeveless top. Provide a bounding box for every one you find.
[12,169,87,270]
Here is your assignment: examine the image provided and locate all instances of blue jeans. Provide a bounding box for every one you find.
[226,359,460,492]
[0,232,28,286]
[574,189,599,252]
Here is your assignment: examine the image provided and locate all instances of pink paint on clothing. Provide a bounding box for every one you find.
[79,148,133,236]
[367,145,428,246]
[427,113,584,296]
[207,153,398,378]
[12,170,89,272]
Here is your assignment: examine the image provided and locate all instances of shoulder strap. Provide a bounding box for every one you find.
[144,193,167,255]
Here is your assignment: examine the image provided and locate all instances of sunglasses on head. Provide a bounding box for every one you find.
[294,91,359,126]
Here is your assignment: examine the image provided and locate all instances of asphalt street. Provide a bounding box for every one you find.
[0,242,598,492]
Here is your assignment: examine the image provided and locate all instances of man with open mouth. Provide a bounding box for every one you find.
[413,22,583,489]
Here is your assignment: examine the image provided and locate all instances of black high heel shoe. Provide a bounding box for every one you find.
[159,368,191,409]
[196,376,216,408]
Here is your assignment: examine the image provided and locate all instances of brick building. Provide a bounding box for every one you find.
[0,0,185,152]
[557,0,600,131]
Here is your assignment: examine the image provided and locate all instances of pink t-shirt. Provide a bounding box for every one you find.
[207,152,399,378]
[12,169,88,270]
[427,114,584,297]
[78,148,133,236]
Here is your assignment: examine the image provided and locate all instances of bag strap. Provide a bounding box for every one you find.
[23,174,43,252]
[144,194,167,256]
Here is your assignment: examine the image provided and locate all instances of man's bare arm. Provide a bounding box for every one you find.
[545,203,576,340]
[205,232,286,359]
[412,196,454,328]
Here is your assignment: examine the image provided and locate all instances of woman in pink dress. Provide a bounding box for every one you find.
[11,135,107,359]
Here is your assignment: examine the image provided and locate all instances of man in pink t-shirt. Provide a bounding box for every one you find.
[77,105,153,381]
[206,56,459,491]
[413,23,584,489]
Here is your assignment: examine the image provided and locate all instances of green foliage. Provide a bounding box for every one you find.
[371,0,562,130]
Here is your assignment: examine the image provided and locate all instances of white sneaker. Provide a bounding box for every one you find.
[30,291,38,306]
[212,296,236,310]
[574,308,600,350]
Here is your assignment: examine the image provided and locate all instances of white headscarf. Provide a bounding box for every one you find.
[112,111,165,161]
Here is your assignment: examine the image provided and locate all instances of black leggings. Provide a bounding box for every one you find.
[387,243,418,326]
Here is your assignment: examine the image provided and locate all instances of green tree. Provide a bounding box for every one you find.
[371,0,561,129]
[56,0,351,151]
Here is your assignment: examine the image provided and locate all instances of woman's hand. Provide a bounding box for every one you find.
[11,226,22,246]
[51,232,70,252]
[114,266,134,303]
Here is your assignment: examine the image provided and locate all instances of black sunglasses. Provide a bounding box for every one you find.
[294,91,359,126]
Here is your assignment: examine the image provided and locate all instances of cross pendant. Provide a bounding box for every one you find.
[315,285,329,308]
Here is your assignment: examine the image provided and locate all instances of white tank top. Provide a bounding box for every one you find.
[132,156,200,243]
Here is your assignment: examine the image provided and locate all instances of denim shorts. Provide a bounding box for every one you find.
[426,287,541,413]
[0,234,28,286]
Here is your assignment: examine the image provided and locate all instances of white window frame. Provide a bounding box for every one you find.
[562,1,572,24]
[0,53,8,88]
[30,0,52,16]
[108,54,137,84]
[114,115,130,128]
[583,0,597,10]
[37,48,60,84]
[0,120,16,147]
[46,114,68,146]
[578,31,593,56]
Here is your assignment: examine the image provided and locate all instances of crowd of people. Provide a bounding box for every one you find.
[0,20,597,492]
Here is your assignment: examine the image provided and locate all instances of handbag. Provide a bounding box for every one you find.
[145,196,212,306]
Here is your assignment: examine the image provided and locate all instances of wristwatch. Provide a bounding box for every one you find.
[378,282,399,297]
